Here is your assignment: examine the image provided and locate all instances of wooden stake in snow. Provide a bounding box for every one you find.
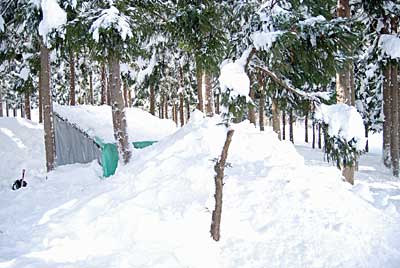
[210,129,234,241]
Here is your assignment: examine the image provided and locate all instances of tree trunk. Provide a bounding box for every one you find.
[383,64,392,167]
[13,107,17,117]
[164,95,168,119]
[259,89,265,131]
[215,94,220,115]
[196,67,204,112]
[89,71,94,105]
[390,63,399,177]
[69,51,76,106]
[20,100,24,118]
[41,42,56,172]
[150,85,155,115]
[109,55,132,164]
[210,129,235,242]
[272,98,281,140]
[172,102,177,125]
[248,86,256,125]
[0,89,3,117]
[204,71,214,117]
[365,124,369,153]
[123,82,128,107]
[107,68,112,106]
[179,93,184,127]
[342,165,355,185]
[6,101,9,117]
[282,110,286,140]
[160,95,164,119]
[318,123,322,149]
[312,120,316,149]
[128,89,132,107]
[289,109,294,143]
[305,110,309,143]
[101,62,107,105]
[186,97,190,121]
[24,92,31,120]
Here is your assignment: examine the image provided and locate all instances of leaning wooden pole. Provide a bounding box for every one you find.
[210,129,235,241]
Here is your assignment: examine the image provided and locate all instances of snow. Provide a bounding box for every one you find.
[90,6,133,43]
[379,34,400,59]
[219,59,250,98]
[53,104,177,143]
[0,16,4,32]
[300,15,326,26]
[18,67,30,81]
[38,0,67,43]
[315,103,366,150]
[251,31,284,51]
[1,111,400,268]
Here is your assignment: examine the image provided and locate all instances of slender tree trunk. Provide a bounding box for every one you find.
[150,85,155,115]
[305,110,309,143]
[89,71,94,105]
[107,68,112,106]
[390,63,399,177]
[24,92,31,120]
[365,124,369,152]
[109,55,131,164]
[41,41,55,172]
[282,110,286,140]
[383,64,392,167]
[186,97,190,121]
[248,86,256,125]
[159,102,162,119]
[196,67,204,112]
[69,51,76,106]
[272,98,281,140]
[160,95,164,119]
[6,101,9,117]
[289,110,294,143]
[210,129,234,242]
[20,99,24,118]
[215,94,220,114]
[179,93,184,127]
[312,120,316,149]
[259,89,265,131]
[204,71,214,117]
[172,102,177,124]
[164,95,168,119]
[13,107,17,117]
[318,124,322,149]
[174,101,178,125]
[123,82,128,107]
[128,89,132,107]
[101,62,107,105]
[0,89,3,117]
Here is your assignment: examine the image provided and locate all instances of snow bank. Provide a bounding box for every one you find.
[54,104,177,143]
[0,118,45,188]
[379,34,400,59]
[1,112,399,268]
[315,103,366,150]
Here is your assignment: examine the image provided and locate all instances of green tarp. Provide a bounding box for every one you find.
[96,138,157,177]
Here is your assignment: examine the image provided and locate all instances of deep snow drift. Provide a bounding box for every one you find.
[0,112,399,268]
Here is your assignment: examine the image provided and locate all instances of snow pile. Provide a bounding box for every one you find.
[38,0,67,42]
[54,104,177,143]
[315,103,366,150]
[219,60,250,97]
[251,30,284,51]
[379,34,400,59]
[1,111,399,268]
[90,6,132,42]
[0,118,45,188]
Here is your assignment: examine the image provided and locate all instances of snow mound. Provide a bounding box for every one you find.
[0,117,45,188]
[1,112,399,268]
[54,104,177,143]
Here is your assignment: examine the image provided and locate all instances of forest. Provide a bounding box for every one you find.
[1,1,400,267]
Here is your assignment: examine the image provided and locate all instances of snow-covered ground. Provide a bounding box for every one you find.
[0,111,399,268]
